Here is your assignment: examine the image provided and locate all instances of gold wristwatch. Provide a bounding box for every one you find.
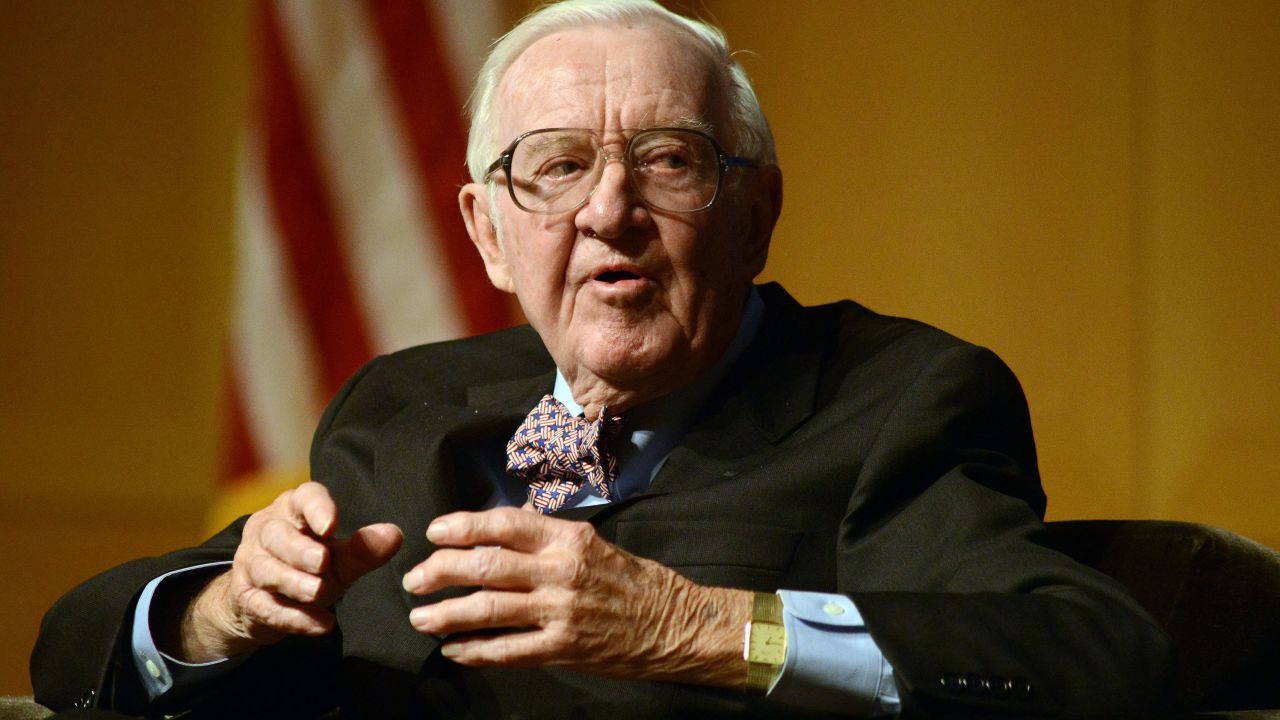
[743,591,786,693]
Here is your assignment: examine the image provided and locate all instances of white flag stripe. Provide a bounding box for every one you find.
[230,141,326,468]
[431,0,503,110]
[277,0,465,354]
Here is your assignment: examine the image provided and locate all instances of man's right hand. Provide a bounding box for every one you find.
[171,481,403,662]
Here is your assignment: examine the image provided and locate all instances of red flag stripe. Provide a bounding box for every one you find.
[218,1,510,493]
[220,359,262,486]
[364,0,513,336]
[261,1,374,395]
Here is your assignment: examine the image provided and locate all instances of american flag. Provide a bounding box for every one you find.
[208,0,513,529]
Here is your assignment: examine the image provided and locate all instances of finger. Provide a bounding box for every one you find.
[408,590,540,635]
[239,586,335,637]
[242,552,324,604]
[438,628,553,667]
[258,516,329,574]
[426,507,564,552]
[331,523,403,588]
[289,481,337,538]
[403,546,542,595]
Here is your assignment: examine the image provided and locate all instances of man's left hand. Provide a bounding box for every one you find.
[401,507,750,688]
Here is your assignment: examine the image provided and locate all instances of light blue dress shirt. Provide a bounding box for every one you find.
[131,288,899,716]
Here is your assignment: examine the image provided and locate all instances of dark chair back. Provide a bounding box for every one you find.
[1048,520,1280,712]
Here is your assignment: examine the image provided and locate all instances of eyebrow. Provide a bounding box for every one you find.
[522,133,590,154]
[660,117,714,133]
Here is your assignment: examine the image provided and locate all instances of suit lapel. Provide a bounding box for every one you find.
[366,369,555,653]
[649,283,827,495]
[370,366,550,568]
[467,371,554,412]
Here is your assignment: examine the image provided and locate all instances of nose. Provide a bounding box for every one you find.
[575,154,650,240]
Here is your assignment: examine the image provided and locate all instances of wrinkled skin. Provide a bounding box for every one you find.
[175,482,401,662]
[403,507,750,686]
[458,22,781,420]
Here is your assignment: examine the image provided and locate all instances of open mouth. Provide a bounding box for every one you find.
[595,269,642,283]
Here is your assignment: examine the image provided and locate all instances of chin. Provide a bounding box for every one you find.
[581,332,687,387]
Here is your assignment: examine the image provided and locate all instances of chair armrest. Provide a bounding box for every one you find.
[0,697,51,720]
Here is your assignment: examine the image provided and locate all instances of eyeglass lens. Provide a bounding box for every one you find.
[507,129,721,213]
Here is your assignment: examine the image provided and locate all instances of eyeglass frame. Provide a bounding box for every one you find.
[483,127,759,215]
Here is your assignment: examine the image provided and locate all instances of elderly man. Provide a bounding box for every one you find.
[33,1,1171,718]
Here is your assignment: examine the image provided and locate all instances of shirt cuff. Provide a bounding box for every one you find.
[769,590,900,717]
[130,561,248,702]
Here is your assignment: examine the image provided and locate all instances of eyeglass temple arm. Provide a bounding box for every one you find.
[484,155,508,180]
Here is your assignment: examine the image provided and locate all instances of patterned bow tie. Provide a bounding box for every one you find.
[506,394,621,514]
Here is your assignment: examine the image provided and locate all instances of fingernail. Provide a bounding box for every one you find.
[301,576,321,599]
[426,520,451,543]
[440,642,460,658]
[303,547,324,573]
[409,606,433,628]
[402,569,421,592]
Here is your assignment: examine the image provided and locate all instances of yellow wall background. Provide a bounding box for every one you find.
[1,0,1276,697]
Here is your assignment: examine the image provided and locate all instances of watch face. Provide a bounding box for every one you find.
[749,622,787,665]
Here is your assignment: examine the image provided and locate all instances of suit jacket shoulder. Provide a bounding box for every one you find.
[312,322,552,444]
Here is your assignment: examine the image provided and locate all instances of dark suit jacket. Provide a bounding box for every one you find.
[32,283,1172,719]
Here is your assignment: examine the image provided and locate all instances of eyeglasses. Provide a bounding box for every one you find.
[484,127,757,214]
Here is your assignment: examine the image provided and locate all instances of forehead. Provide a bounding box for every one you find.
[496,22,724,141]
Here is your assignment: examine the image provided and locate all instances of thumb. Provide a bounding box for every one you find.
[331,523,404,587]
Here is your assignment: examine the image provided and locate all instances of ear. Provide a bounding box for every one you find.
[459,183,514,293]
[742,164,783,277]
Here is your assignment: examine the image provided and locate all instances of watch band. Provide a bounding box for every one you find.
[744,591,786,693]
[752,590,784,625]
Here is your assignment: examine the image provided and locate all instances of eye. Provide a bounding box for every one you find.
[638,145,692,172]
[524,154,593,184]
[514,131,596,184]
[654,151,690,170]
[542,158,590,179]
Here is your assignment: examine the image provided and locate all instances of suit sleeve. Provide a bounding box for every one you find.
[29,359,383,716]
[29,521,247,713]
[838,344,1173,719]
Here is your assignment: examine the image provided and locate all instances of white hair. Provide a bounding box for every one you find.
[464,0,776,184]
